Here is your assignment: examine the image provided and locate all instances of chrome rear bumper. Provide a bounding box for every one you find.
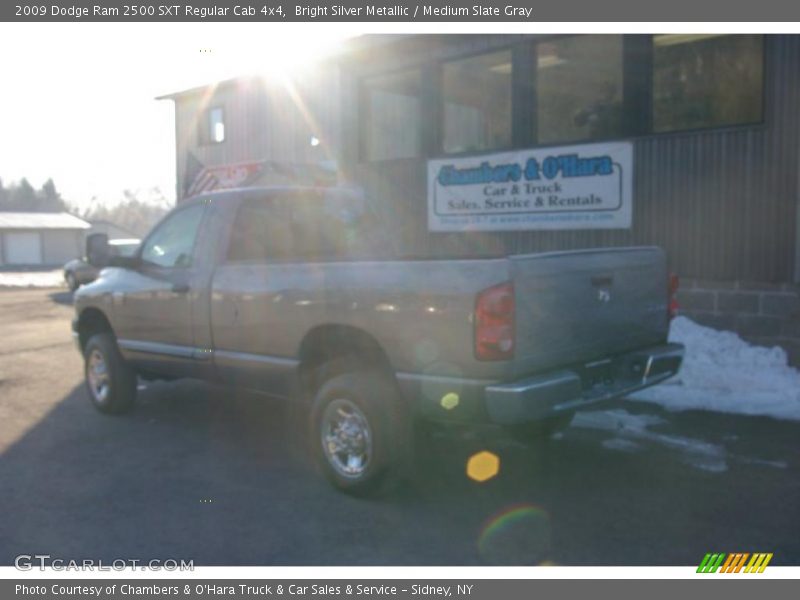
[485,343,684,425]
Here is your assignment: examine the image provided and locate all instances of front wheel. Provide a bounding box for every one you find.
[84,333,137,414]
[310,369,403,495]
[66,272,78,292]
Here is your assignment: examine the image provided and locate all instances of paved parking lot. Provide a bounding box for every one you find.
[0,288,798,566]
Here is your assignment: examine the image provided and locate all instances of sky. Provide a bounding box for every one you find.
[2,22,766,213]
[0,23,352,210]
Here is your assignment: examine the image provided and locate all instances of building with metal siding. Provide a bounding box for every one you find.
[0,212,90,266]
[161,34,800,362]
[159,67,342,199]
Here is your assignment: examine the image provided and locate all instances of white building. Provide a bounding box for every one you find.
[0,212,90,266]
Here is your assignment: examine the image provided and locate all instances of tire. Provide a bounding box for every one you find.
[84,333,137,414]
[310,366,404,495]
[66,272,79,292]
[506,412,575,443]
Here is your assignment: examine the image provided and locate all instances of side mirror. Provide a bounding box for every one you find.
[86,233,110,268]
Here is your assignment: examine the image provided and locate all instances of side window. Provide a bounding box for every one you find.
[288,200,367,261]
[653,34,763,132]
[536,35,624,144]
[140,204,205,268]
[208,107,225,143]
[442,50,513,154]
[226,199,294,262]
[362,69,422,161]
[226,192,384,263]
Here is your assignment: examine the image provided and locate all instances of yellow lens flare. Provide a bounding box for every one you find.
[440,392,460,410]
[466,451,500,482]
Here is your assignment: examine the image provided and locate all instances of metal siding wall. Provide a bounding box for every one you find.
[624,35,800,282]
[347,34,800,283]
[42,230,82,264]
[172,68,342,198]
[170,35,799,283]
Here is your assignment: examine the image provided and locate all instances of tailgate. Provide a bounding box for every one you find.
[510,247,669,376]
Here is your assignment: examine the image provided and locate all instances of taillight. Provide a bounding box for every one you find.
[668,272,679,320]
[475,282,515,361]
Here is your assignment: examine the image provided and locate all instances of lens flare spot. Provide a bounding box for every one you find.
[440,392,460,410]
[467,451,500,482]
[478,504,551,565]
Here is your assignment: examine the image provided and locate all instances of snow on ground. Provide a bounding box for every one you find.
[0,270,65,288]
[572,409,729,472]
[630,316,800,421]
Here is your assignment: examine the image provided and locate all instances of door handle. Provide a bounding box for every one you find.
[172,283,190,294]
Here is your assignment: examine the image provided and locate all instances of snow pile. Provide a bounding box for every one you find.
[0,270,65,288]
[630,316,800,421]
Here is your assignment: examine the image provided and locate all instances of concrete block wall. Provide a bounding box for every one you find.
[677,279,800,366]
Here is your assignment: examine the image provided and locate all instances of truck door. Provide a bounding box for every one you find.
[112,202,206,377]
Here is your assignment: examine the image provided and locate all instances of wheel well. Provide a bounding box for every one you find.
[297,325,393,395]
[77,308,114,352]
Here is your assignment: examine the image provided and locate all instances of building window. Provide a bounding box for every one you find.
[208,106,225,143]
[362,69,421,161]
[535,35,625,144]
[653,34,763,133]
[442,50,512,154]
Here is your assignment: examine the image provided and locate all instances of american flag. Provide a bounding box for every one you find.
[183,153,339,199]
[183,153,265,199]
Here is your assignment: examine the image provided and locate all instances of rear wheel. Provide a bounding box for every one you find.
[310,367,404,495]
[84,333,137,414]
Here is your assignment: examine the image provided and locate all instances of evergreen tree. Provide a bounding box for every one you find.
[8,178,37,211]
[39,178,68,211]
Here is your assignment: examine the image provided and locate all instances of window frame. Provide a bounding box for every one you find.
[224,193,388,265]
[531,34,630,147]
[649,34,767,137]
[359,66,425,163]
[354,34,768,165]
[137,201,207,270]
[201,105,226,145]
[224,196,294,265]
[439,46,516,157]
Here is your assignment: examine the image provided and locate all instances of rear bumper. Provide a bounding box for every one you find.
[485,343,684,425]
[399,342,684,425]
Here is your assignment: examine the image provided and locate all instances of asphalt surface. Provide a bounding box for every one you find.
[0,288,798,566]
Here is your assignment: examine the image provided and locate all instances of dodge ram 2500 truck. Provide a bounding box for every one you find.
[73,186,683,493]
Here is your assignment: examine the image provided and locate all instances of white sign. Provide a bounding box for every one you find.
[427,141,633,231]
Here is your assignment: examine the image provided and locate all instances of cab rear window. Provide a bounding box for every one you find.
[226,192,384,263]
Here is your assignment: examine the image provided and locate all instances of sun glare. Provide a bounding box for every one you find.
[212,32,348,80]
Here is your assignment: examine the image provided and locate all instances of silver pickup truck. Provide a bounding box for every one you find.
[73,186,683,493]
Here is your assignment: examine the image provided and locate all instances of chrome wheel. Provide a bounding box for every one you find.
[87,349,110,404]
[321,398,373,479]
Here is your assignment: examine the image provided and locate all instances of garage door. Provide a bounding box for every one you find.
[4,232,43,264]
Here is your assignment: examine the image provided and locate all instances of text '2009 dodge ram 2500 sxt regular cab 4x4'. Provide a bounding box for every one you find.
[73,186,683,493]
